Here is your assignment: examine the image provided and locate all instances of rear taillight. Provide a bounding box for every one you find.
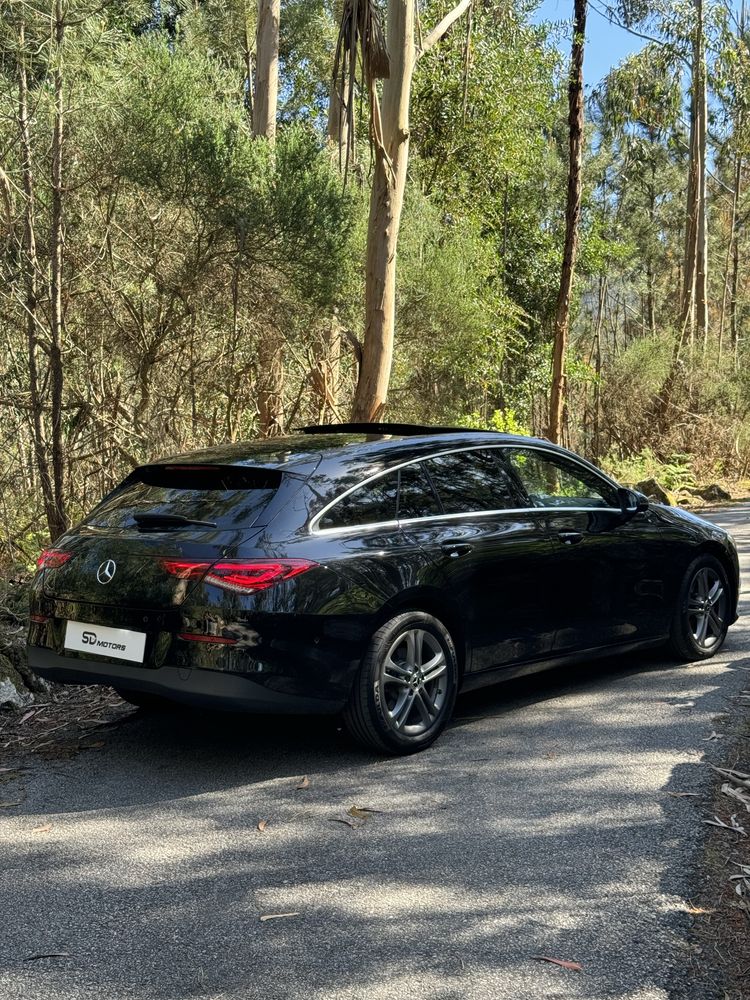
[161,558,317,594]
[160,560,212,580]
[37,549,72,570]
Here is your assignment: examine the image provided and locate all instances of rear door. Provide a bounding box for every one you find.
[398,449,557,671]
[503,446,669,651]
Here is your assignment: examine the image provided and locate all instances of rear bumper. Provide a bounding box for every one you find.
[27,646,345,714]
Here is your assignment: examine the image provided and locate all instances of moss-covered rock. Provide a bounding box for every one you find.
[635,478,676,506]
[0,570,45,708]
[0,652,31,708]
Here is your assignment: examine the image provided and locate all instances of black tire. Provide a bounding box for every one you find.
[667,554,731,661]
[343,611,459,755]
[114,688,172,711]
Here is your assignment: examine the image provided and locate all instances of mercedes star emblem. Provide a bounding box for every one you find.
[96,559,117,585]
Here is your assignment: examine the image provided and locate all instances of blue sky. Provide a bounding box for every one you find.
[532,0,646,85]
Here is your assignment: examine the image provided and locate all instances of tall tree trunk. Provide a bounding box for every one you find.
[256,333,285,435]
[592,274,606,462]
[253,0,284,433]
[351,0,415,422]
[681,0,707,352]
[253,0,279,141]
[18,22,60,542]
[49,0,68,537]
[646,163,656,334]
[548,0,586,445]
[243,20,254,125]
[718,148,741,358]
[730,153,743,366]
[351,0,471,422]
[327,72,350,158]
[695,2,709,351]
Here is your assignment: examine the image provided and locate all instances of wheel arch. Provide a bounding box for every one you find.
[374,587,469,680]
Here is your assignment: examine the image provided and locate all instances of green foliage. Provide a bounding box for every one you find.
[389,188,526,422]
[604,447,697,492]
[99,36,354,306]
[457,409,531,436]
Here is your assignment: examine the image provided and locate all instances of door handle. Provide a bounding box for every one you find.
[440,540,473,558]
[558,531,584,545]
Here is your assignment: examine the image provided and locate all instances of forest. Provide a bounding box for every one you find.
[1,0,749,564]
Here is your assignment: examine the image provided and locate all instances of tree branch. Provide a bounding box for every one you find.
[588,0,690,67]
[418,0,472,59]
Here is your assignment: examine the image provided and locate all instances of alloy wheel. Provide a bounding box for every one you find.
[687,566,728,651]
[379,628,449,737]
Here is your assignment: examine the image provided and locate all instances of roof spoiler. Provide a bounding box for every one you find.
[297,422,492,436]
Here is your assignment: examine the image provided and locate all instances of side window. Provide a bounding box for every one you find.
[319,471,399,529]
[505,448,618,509]
[422,449,521,515]
[397,463,442,520]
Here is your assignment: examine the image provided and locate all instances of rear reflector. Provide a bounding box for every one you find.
[37,549,72,570]
[161,558,317,593]
[30,613,50,623]
[178,633,237,645]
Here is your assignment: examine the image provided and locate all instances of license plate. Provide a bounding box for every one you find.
[64,620,146,664]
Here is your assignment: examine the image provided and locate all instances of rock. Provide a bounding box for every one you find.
[698,484,731,502]
[635,478,675,506]
[0,653,33,709]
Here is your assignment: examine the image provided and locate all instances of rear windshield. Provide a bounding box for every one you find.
[84,465,282,530]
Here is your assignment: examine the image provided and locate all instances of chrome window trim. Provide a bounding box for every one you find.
[309,441,622,536]
[311,506,624,537]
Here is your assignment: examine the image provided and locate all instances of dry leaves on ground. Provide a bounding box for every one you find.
[257,819,269,832]
[704,814,747,835]
[533,956,583,972]
[0,685,128,760]
[331,805,383,829]
[347,806,381,819]
[296,776,310,790]
[259,912,300,922]
[721,783,750,813]
[331,815,362,829]
[729,864,750,911]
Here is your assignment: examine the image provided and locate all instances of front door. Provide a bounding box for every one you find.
[502,446,669,652]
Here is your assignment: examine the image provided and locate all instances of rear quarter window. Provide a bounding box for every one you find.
[84,465,282,530]
[318,471,399,529]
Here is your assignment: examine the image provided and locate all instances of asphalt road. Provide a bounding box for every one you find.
[2,507,750,1000]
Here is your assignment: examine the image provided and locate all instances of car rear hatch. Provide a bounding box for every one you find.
[42,463,299,608]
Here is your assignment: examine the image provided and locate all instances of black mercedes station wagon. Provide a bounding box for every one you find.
[28,424,740,754]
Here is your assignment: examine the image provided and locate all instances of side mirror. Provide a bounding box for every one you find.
[617,487,649,518]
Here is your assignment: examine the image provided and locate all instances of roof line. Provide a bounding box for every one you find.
[297,422,495,437]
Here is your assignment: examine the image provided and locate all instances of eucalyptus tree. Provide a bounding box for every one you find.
[332,0,473,422]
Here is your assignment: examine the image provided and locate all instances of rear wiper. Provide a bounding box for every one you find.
[133,513,217,530]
